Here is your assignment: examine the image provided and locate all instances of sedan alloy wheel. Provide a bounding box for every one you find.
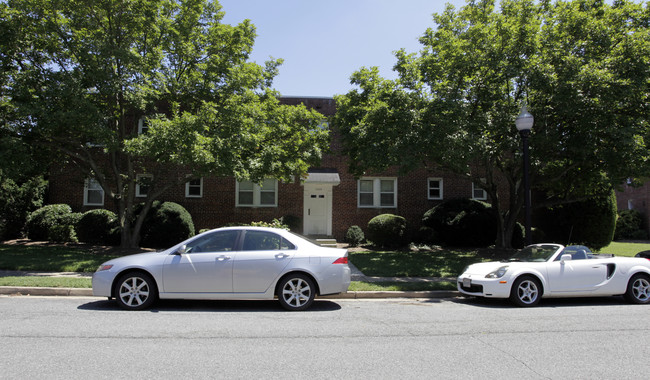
[115,272,157,310]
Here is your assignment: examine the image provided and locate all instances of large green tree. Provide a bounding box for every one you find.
[334,0,650,248]
[0,0,328,247]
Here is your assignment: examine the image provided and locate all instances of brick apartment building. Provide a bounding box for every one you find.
[47,96,508,241]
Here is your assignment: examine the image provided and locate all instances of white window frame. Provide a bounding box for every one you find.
[236,179,278,207]
[83,178,105,206]
[136,174,153,198]
[472,179,487,200]
[185,177,203,198]
[357,177,397,208]
[138,117,149,135]
[428,178,443,200]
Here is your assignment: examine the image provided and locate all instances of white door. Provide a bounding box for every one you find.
[303,184,331,235]
[162,230,238,293]
[546,260,608,293]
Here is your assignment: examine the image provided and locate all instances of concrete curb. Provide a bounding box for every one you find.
[0,286,459,299]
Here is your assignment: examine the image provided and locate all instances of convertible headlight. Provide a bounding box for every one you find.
[485,266,509,279]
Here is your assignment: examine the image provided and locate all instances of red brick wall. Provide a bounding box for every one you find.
[47,96,512,241]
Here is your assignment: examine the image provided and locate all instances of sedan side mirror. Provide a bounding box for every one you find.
[176,245,187,255]
[560,254,572,263]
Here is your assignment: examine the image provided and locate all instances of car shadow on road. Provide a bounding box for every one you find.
[450,295,630,309]
[78,298,343,313]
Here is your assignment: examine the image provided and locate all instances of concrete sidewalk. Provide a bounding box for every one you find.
[0,265,460,299]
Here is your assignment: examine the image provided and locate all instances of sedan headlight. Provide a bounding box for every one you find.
[485,266,509,279]
[96,264,113,272]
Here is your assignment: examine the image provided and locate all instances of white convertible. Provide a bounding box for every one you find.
[457,244,650,306]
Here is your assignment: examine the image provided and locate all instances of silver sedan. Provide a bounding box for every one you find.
[93,227,351,311]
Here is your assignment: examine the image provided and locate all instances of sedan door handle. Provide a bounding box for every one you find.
[217,255,231,261]
[275,253,290,259]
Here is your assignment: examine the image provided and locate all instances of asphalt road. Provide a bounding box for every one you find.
[1,295,649,379]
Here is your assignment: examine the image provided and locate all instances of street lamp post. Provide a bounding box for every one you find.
[516,104,534,246]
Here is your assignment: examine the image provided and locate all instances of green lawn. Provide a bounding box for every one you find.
[598,241,650,257]
[0,244,120,272]
[348,248,485,278]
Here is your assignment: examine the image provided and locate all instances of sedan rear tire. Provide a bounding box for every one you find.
[114,272,158,310]
[624,274,650,304]
[510,275,542,307]
[277,273,315,311]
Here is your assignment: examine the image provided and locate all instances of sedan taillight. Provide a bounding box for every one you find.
[332,257,348,264]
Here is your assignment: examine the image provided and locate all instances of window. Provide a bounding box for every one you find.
[237,179,277,207]
[185,177,203,198]
[138,117,149,135]
[428,178,443,200]
[136,174,153,197]
[472,179,487,200]
[185,230,238,253]
[84,179,104,206]
[358,178,397,208]
[242,230,295,251]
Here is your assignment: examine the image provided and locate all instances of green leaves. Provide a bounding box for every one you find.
[335,0,650,247]
[1,0,329,247]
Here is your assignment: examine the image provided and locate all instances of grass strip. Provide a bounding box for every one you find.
[0,276,92,288]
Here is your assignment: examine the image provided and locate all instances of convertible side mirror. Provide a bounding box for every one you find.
[176,245,187,255]
[560,254,572,263]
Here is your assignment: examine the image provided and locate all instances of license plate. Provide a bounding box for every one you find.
[463,278,471,288]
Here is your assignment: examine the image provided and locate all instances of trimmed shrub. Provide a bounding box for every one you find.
[224,219,289,229]
[0,176,47,240]
[367,214,407,248]
[511,222,525,249]
[77,209,120,245]
[422,198,497,247]
[614,209,648,240]
[345,225,365,247]
[139,201,195,248]
[280,215,301,231]
[534,191,617,250]
[26,204,75,241]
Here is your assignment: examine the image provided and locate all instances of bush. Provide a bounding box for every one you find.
[26,204,77,242]
[511,222,526,249]
[77,209,120,245]
[279,215,301,231]
[224,219,289,229]
[422,198,497,247]
[614,209,648,240]
[367,214,407,248]
[0,176,47,240]
[345,225,365,247]
[139,201,195,248]
[534,191,617,250]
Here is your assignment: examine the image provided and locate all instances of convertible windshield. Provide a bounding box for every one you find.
[509,245,561,262]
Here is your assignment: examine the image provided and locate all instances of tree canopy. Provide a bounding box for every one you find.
[0,0,329,247]
[334,0,650,248]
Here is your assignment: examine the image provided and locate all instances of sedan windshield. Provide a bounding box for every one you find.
[509,245,560,262]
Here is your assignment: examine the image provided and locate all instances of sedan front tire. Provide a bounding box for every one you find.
[114,272,158,310]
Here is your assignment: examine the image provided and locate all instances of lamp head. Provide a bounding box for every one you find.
[515,104,534,131]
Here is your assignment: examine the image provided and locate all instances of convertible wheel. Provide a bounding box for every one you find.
[277,274,315,311]
[115,272,158,310]
[624,274,650,304]
[510,276,541,307]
